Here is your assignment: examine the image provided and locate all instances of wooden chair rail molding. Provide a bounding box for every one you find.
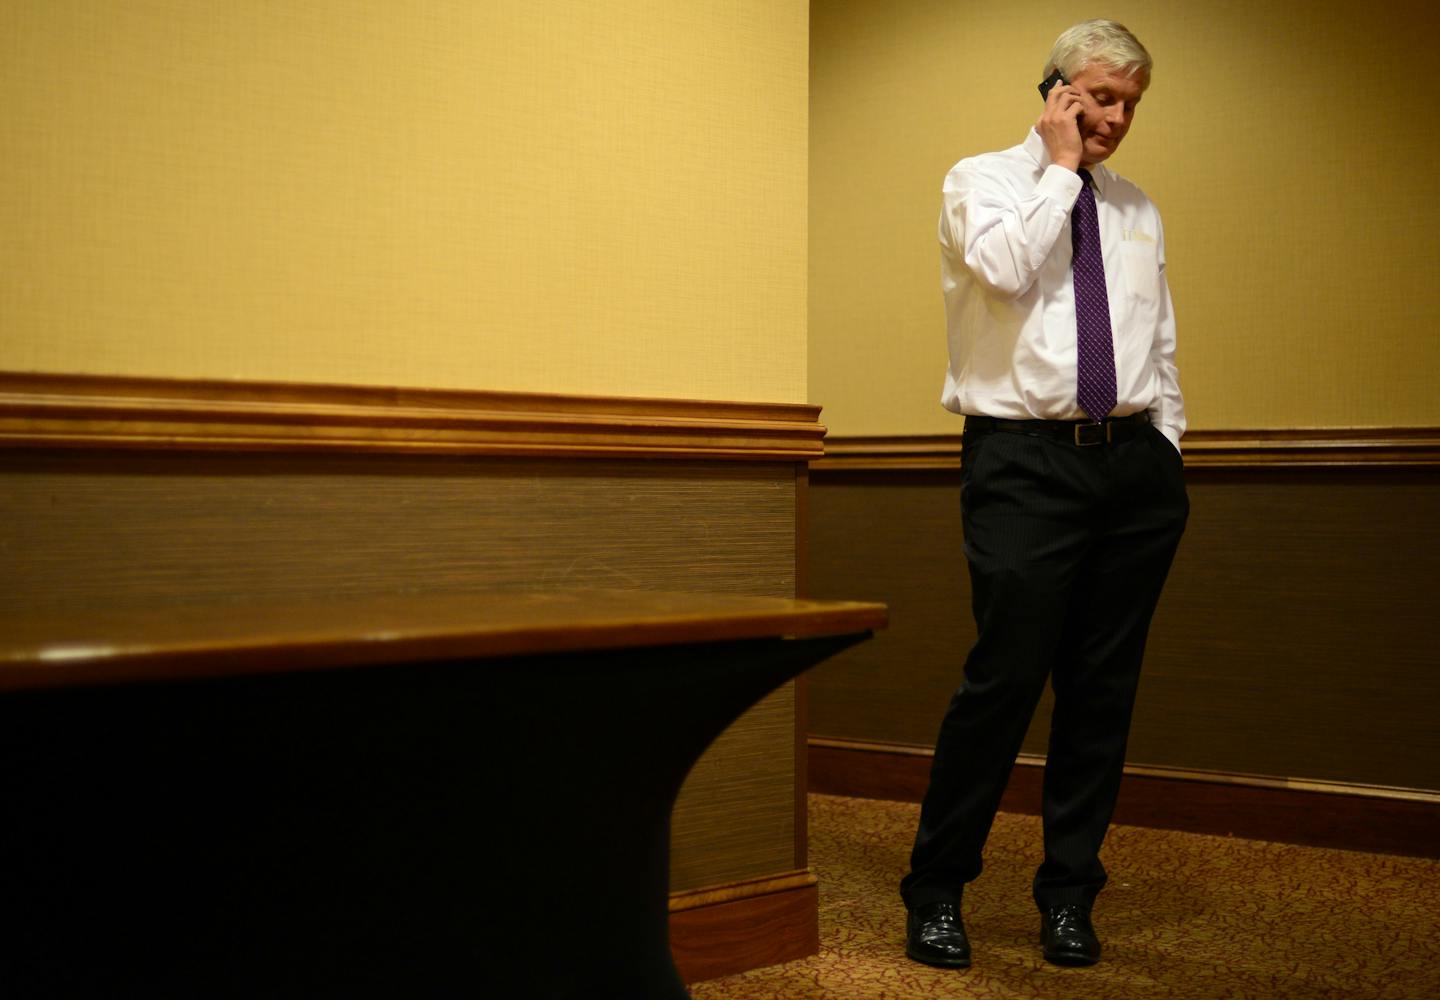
[813,428,1440,470]
[0,371,825,461]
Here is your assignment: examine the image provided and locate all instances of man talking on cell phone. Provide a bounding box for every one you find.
[900,19,1188,970]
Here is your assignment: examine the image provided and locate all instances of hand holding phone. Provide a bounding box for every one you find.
[1038,68,1068,101]
[1039,68,1081,129]
[1036,67,1084,169]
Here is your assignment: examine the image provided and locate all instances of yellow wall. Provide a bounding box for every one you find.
[2,0,808,405]
[810,0,1440,435]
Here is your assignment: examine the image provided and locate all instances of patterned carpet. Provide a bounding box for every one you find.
[690,794,1440,999]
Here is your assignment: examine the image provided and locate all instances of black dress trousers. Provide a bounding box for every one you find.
[902,418,1189,911]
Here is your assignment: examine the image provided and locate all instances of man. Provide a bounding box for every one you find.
[901,20,1188,970]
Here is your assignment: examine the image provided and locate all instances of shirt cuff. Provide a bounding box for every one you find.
[1037,164,1083,205]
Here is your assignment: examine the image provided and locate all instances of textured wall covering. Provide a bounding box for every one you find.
[0,448,804,892]
[1,1,808,404]
[806,467,1440,794]
[809,0,1440,434]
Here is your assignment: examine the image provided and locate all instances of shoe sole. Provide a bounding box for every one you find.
[1042,947,1099,967]
[905,944,971,969]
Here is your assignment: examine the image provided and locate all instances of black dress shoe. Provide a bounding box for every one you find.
[906,900,971,968]
[1040,903,1101,966]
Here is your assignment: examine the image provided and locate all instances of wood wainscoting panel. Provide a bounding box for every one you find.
[0,447,798,894]
[805,469,973,750]
[1136,467,1440,789]
[0,451,796,612]
[806,447,1440,816]
[2,374,834,979]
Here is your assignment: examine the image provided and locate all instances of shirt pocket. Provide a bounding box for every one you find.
[1120,239,1160,304]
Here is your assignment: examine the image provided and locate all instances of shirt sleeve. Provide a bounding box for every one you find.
[939,161,1082,299]
[1146,213,1187,451]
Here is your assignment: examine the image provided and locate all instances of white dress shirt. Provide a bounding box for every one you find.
[939,129,1185,450]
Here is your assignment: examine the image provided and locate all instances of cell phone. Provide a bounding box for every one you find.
[1038,68,1068,100]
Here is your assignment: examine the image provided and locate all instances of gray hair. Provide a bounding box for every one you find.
[1044,19,1152,90]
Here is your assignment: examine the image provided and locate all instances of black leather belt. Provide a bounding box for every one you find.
[964,412,1149,447]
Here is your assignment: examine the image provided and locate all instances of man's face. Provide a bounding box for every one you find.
[1068,63,1146,167]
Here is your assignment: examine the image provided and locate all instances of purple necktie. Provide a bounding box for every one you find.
[1072,169,1116,422]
